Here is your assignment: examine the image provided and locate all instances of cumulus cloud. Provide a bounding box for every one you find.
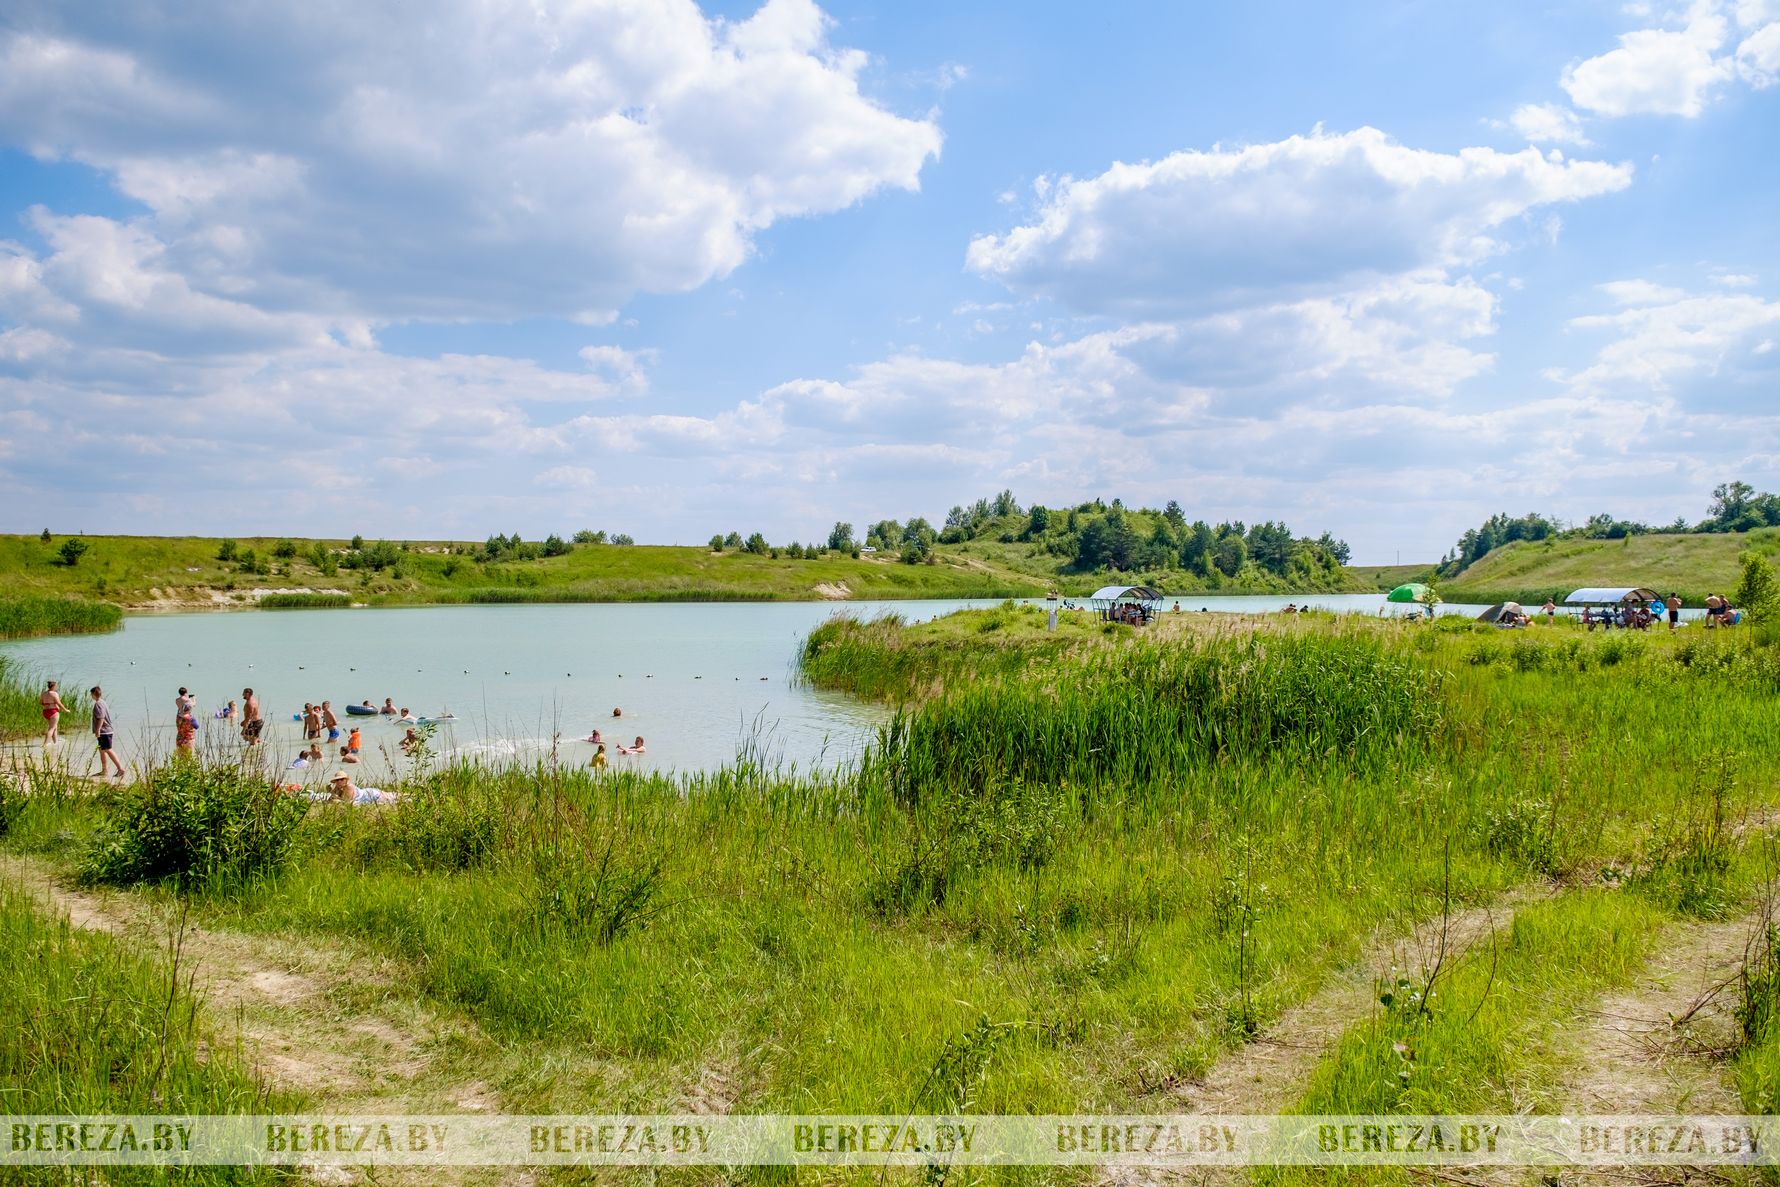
[1562,7,1734,116]
[1555,283,1780,403]
[1509,103,1592,144]
[0,0,941,323]
[1739,19,1780,84]
[964,127,1630,318]
[1558,0,1780,116]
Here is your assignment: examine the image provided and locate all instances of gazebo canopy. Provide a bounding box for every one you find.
[1088,585,1161,604]
[1563,587,1660,605]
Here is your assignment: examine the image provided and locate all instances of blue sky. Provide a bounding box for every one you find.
[2,0,1778,563]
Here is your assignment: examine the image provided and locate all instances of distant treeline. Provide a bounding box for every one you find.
[0,596,122,640]
[761,490,1351,582]
[1441,482,1780,578]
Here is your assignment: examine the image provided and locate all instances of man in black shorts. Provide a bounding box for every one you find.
[241,687,264,744]
[89,685,125,778]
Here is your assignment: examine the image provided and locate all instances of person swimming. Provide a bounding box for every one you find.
[586,728,603,744]
[616,735,646,755]
[380,698,397,715]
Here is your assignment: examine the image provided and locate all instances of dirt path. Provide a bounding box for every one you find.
[1508,906,1771,1187]
[1173,886,1550,1119]
[1,854,524,1185]
[1088,888,1550,1187]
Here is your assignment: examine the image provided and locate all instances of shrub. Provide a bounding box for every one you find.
[1736,551,1779,625]
[57,538,88,567]
[342,779,504,873]
[81,764,309,891]
[525,836,668,946]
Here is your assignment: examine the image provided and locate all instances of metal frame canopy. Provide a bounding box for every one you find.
[1563,587,1660,605]
[1088,585,1162,605]
[1088,585,1163,624]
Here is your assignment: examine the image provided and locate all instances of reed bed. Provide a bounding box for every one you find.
[255,592,350,609]
[0,594,121,639]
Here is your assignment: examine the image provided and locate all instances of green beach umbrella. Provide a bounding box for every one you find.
[1387,582,1430,604]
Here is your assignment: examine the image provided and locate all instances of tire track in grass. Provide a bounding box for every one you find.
[1095,885,1552,1187]
[1174,886,1553,1118]
[1517,907,1770,1187]
[0,853,532,1187]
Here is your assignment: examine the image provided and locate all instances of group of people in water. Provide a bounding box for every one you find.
[584,707,646,768]
[37,674,651,789]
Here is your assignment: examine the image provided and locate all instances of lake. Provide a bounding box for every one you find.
[3,593,1479,778]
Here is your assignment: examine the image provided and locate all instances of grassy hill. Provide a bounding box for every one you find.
[0,531,1371,612]
[1349,562,1438,591]
[1444,528,1780,605]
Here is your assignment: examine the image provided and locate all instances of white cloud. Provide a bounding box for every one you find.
[1509,103,1592,144]
[964,127,1630,318]
[1712,271,1760,286]
[1555,0,1780,115]
[0,0,941,324]
[1598,278,1690,304]
[534,465,600,490]
[1738,20,1780,85]
[1556,283,1780,400]
[1561,2,1735,116]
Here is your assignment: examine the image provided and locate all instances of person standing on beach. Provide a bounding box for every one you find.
[175,707,197,757]
[40,680,66,746]
[241,688,264,745]
[1666,592,1682,629]
[89,686,124,778]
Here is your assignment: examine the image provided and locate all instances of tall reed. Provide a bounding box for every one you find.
[0,594,122,639]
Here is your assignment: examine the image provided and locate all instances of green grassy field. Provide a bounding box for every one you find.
[0,531,1380,612]
[1347,562,1436,591]
[1444,527,1780,605]
[4,609,1780,1183]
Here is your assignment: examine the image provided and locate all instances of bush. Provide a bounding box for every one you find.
[342,778,504,872]
[81,764,309,891]
[57,538,88,567]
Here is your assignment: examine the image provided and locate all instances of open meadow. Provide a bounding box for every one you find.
[4,606,1780,1183]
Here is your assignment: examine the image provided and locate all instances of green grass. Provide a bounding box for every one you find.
[1445,527,1780,605]
[6,614,1780,1142]
[0,531,1379,612]
[0,655,89,743]
[0,594,122,639]
[1349,562,1437,591]
[799,604,1108,701]
[255,592,350,609]
[0,883,288,1184]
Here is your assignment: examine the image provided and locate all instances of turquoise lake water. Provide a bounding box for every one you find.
[3,593,1480,778]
